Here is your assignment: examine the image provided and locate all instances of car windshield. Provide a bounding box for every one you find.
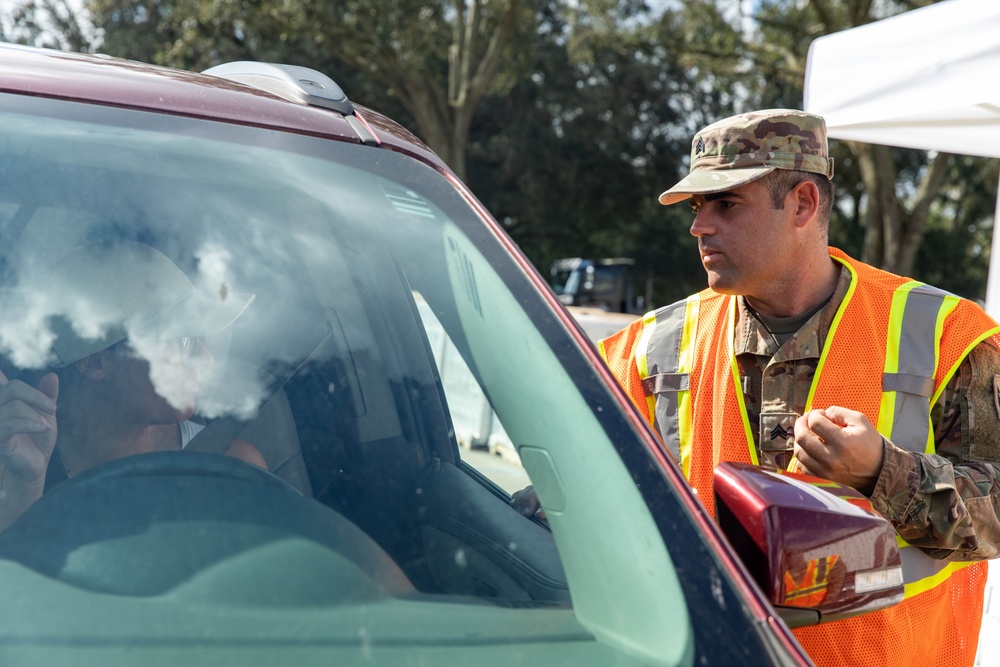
[0,92,775,665]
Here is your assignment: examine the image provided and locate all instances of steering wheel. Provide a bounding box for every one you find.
[0,451,414,603]
[49,445,297,491]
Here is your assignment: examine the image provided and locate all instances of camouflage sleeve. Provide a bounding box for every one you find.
[869,338,1000,561]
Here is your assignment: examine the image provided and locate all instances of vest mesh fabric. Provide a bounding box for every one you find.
[793,563,986,667]
[600,320,653,426]
[810,251,894,420]
[686,290,750,517]
[600,249,999,667]
[793,251,993,667]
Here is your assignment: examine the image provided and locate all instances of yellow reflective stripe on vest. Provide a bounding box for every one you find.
[878,282,946,451]
[879,283,978,599]
[635,311,659,429]
[804,254,859,412]
[927,307,1000,415]
[726,295,757,466]
[635,297,698,473]
[790,255,858,472]
[677,297,698,477]
[896,535,975,598]
[876,281,918,438]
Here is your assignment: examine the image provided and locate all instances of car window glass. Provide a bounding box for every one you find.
[413,293,527,493]
[0,94,708,665]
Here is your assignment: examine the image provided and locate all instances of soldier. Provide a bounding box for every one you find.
[514,108,1000,667]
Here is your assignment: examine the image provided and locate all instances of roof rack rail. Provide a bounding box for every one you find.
[203,62,378,144]
[203,62,353,114]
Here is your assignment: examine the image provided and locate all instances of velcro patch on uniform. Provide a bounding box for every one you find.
[760,411,798,469]
[993,375,1000,420]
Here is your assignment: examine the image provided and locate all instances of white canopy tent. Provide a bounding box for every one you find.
[804,3,1000,663]
[803,0,1000,314]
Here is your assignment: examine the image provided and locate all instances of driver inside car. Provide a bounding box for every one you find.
[0,241,265,532]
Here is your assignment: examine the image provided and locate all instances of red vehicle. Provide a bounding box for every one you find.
[0,43,901,666]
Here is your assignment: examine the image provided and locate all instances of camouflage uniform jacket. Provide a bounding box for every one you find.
[741,266,1000,561]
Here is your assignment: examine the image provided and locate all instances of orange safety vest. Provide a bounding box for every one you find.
[599,248,1000,667]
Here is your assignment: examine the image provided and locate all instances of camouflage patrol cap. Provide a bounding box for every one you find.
[658,109,835,206]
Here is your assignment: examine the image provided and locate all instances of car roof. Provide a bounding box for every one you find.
[0,42,443,167]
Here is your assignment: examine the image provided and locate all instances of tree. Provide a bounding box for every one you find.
[742,0,995,294]
[466,1,726,306]
[914,156,999,302]
[78,0,532,181]
[1,0,93,51]
[2,0,710,305]
[7,0,991,301]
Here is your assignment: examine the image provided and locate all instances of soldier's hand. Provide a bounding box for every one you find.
[792,405,885,495]
[0,370,59,486]
[510,484,547,522]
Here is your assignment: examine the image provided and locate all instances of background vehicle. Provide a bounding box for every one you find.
[549,257,647,313]
[0,43,900,666]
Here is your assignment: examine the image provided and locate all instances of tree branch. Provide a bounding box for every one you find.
[847,140,884,265]
[466,0,518,110]
[449,0,463,105]
[898,152,953,274]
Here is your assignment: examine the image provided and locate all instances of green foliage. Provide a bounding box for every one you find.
[914,156,999,301]
[465,2,711,306]
[1,0,92,51]
[720,0,993,295]
[2,0,994,304]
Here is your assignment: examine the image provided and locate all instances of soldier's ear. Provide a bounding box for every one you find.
[790,180,820,228]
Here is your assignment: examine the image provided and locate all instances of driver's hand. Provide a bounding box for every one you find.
[0,370,59,486]
[510,484,547,522]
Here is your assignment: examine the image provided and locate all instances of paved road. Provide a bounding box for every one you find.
[462,447,529,495]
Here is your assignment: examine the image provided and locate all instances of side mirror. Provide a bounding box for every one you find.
[713,462,903,628]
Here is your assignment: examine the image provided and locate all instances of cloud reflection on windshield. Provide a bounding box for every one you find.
[0,110,442,424]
